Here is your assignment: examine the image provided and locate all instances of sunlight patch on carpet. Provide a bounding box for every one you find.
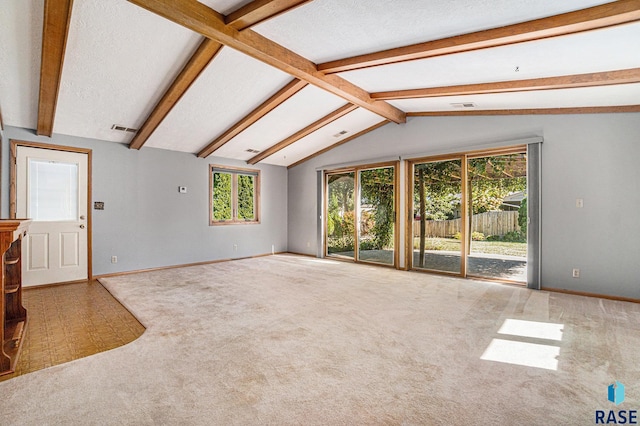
[481,339,560,370]
[498,319,564,341]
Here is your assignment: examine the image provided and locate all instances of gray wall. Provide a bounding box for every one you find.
[288,113,640,299]
[2,126,288,276]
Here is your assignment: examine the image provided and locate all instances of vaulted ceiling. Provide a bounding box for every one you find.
[1,0,639,168]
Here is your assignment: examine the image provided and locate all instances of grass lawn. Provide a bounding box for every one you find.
[414,237,527,257]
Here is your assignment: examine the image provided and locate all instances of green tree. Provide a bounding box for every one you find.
[468,155,526,214]
[359,168,395,249]
[518,197,527,235]
[327,174,355,252]
[212,172,231,220]
[237,174,255,220]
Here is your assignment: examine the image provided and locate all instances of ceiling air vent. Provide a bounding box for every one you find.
[450,102,476,108]
[245,149,261,154]
[333,130,348,138]
[111,124,138,133]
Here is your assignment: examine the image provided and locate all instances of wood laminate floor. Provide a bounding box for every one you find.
[0,280,145,382]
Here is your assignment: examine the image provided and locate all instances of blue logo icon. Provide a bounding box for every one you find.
[608,381,625,406]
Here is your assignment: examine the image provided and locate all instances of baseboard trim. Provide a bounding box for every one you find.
[95,252,286,280]
[542,287,640,304]
[23,279,90,290]
[285,251,316,258]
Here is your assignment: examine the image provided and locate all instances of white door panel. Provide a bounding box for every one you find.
[16,146,88,286]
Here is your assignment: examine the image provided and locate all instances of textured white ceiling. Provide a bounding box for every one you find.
[389,83,640,112]
[213,85,348,161]
[0,0,43,129]
[254,0,613,63]
[54,0,201,143]
[1,0,637,167]
[145,47,292,153]
[340,22,640,92]
[262,108,385,167]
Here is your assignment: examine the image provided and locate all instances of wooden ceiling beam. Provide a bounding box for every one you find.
[129,38,223,150]
[372,68,640,100]
[127,0,406,124]
[287,120,390,169]
[406,105,640,116]
[197,78,307,158]
[247,103,358,164]
[37,0,74,137]
[226,0,313,31]
[318,0,640,74]
[131,1,301,150]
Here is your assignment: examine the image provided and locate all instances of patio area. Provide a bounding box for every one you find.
[329,249,527,282]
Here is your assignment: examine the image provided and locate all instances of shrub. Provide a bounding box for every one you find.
[471,231,485,241]
[518,198,527,235]
[453,231,485,241]
[501,230,526,242]
[327,235,355,253]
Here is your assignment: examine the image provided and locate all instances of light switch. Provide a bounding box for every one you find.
[179,186,187,194]
[576,198,584,208]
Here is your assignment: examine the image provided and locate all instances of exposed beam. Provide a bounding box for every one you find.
[37,0,74,137]
[129,38,223,150]
[198,78,307,158]
[287,120,389,169]
[127,0,406,124]
[318,0,640,74]
[130,0,297,150]
[406,105,640,116]
[226,0,313,31]
[371,68,640,100]
[248,104,358,164]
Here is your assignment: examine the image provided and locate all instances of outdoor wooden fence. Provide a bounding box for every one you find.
[413,211,520,238]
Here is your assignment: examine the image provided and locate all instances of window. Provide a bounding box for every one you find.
[210,165,260,225]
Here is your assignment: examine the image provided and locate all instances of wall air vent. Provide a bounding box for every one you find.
[333,130,348,138]
[450,102,476,108]
[245,149,260,154]
[111,124,138,133]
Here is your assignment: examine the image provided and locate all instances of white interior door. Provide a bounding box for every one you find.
[16,146,89,286]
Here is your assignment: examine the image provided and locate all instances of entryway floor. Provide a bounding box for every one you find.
[0,281,145,382]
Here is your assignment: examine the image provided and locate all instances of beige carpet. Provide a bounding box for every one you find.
[0,254,638,425]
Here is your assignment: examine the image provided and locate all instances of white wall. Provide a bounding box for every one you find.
[288,113,640,299]
[2,126,288,276]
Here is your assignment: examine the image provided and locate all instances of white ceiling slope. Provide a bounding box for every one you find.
[0,0,638,168]
[0,0,43,129]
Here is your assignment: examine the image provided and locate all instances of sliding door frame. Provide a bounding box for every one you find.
[324,160,400,269]
[405,145,526,281]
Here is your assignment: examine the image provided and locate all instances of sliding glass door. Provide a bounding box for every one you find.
[409,147,527,283]
[326,172,355,260]
[467,153,527,281]
[412,159,463,274]
[326,163,398,267]
[358,166,396,265]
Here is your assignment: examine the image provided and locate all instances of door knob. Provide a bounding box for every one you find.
[80,224,85,229]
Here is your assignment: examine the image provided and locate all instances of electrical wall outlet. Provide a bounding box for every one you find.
[233,244,238,251]
[111,256,118,264]
[572,268,580,278]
